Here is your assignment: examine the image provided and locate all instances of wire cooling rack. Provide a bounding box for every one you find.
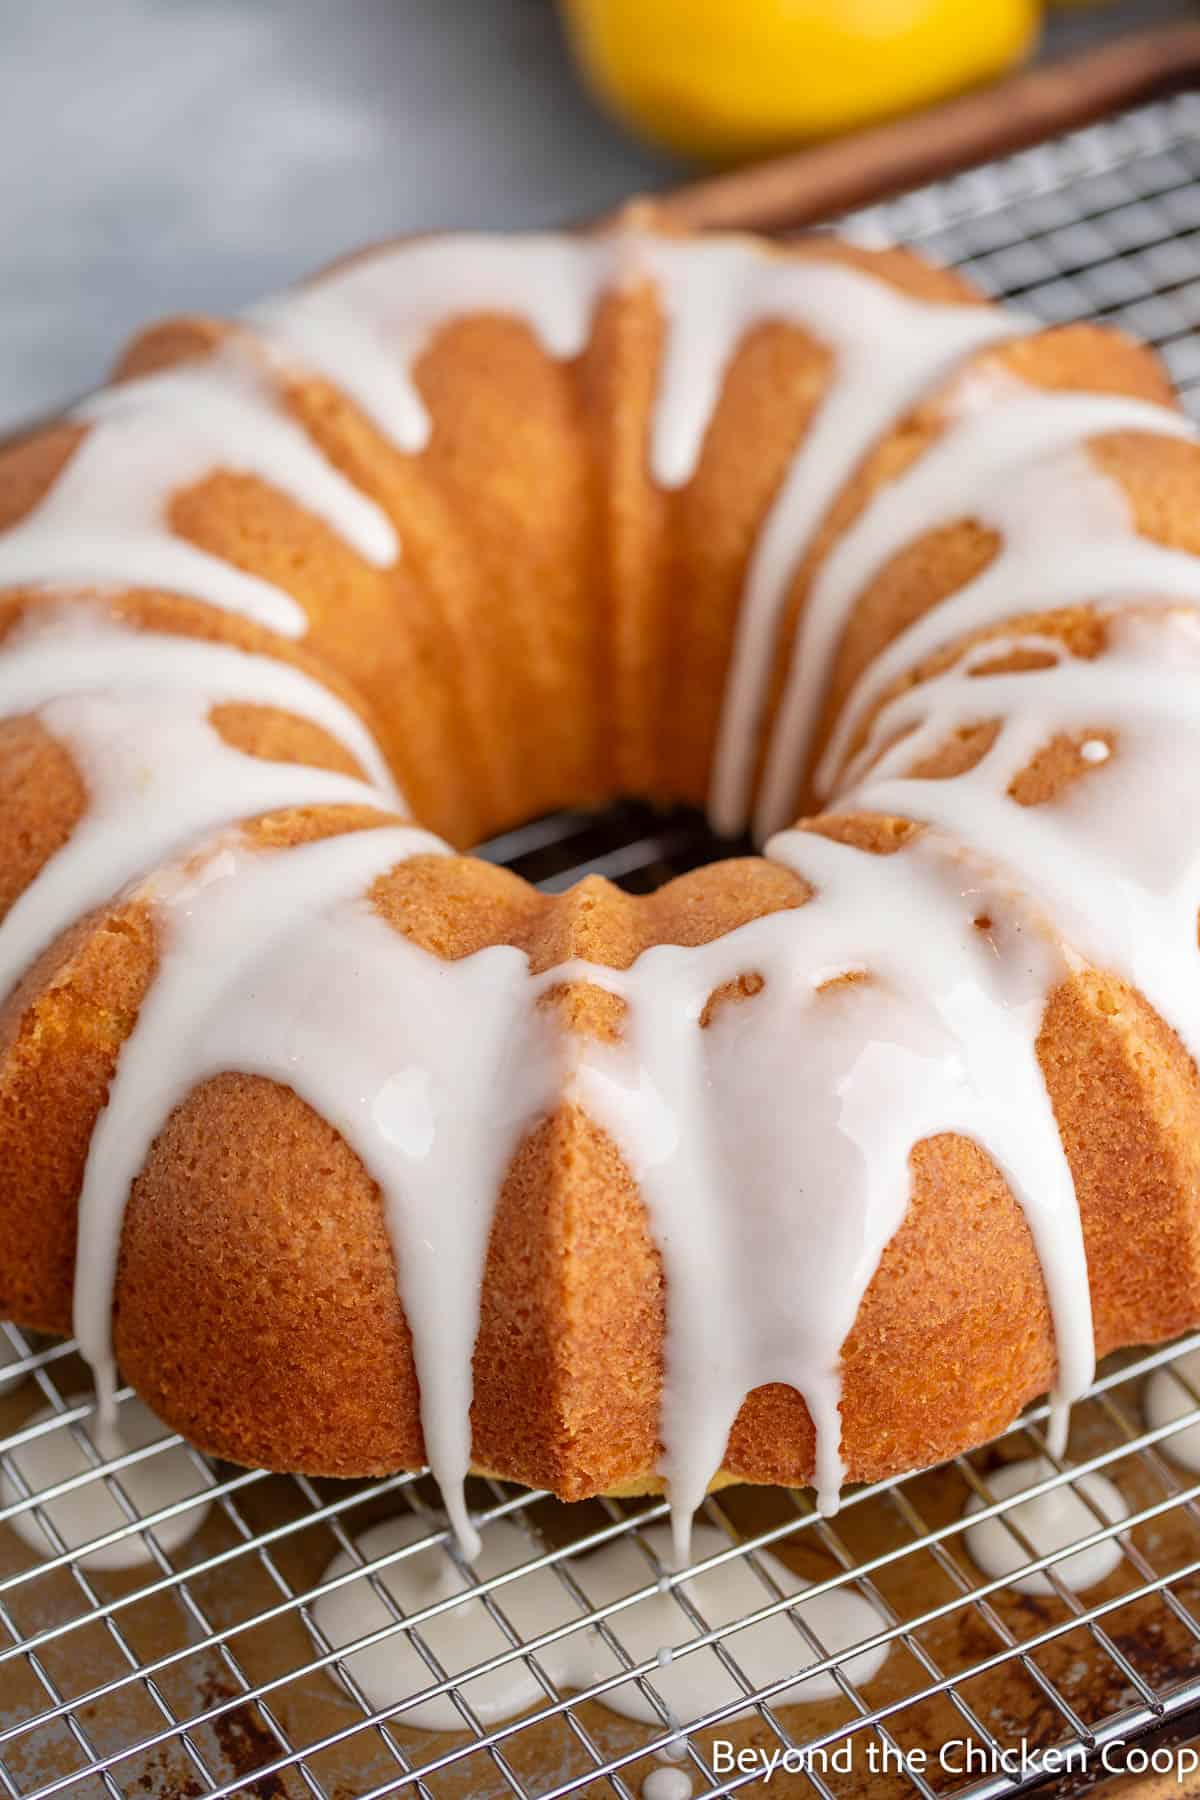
[10,86,1200,1800]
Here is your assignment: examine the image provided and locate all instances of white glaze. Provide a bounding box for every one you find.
[643,1768,692,1800]
[655,1735,689,1763]
[838,611,1200,1073]
[963,1457,1127,1596]
[1144,1350,1200,1472]
[254,231,1017,838]
[574,827,1085,1545]
[313,1518,886,1731]
[2,226,1196,1562]
[778,380,1199,830]
[250,236,615,455]
[77,815,1083,1563]
[633,240,1019,496]
[695,264,1018,835]
[256,231,1009,501]
[0,354,396,636]
[0,1396,211,1571]
[0,607,397,1004]
[827,607,1200,1465]
[70,823,559,1562]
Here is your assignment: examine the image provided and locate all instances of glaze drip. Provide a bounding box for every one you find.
[253,231,1019,837]
[0,607,396,1005]
[572,827,1081,1545]
[70,823,520,1559]
[1,226,1196,1557]
[962,1456,1127,1595]
[839,611,1200,1069]
[0,355,396,634]
[311,1517,887,1729]
[802,382,1199,821]
[0,1396,212,1571]
[77,815,1080,1562]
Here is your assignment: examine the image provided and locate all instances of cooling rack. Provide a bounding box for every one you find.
[10,76,1200,1800]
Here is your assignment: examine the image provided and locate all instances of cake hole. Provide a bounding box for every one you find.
[476,801,754,896]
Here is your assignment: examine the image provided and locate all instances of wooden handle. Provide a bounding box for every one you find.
[637,22,1200,236]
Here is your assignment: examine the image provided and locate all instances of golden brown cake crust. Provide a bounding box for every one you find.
[1,228,1198,1514]
[5,819,1196,1503]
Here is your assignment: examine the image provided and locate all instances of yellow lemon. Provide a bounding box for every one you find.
[562,0,1042,164]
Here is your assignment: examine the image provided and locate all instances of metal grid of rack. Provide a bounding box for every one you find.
[8,86,1200,1800]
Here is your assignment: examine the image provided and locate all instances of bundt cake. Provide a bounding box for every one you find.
[3,216,1200,1562]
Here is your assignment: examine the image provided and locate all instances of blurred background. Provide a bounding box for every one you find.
[0,0,1189,432]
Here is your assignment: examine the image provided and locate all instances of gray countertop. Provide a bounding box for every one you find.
[0,0,1191,431]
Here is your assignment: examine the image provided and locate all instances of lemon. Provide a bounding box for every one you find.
[562,0,1042,164]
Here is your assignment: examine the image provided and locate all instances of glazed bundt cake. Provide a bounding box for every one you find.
[3,217,1200,1561]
